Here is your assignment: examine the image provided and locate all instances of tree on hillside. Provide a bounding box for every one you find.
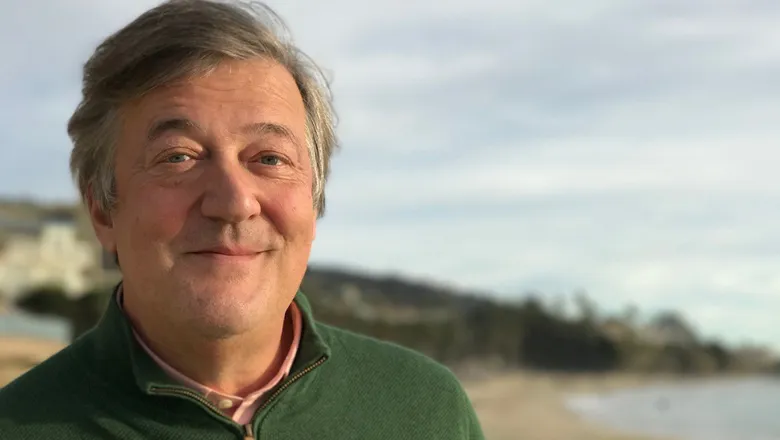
[619,303,640,328]
[15,285,72,318]
[706,341,731,370]
[70,289,112,340]
[647,311,699,346]
[15,285,113,341]
[573,290,599,326]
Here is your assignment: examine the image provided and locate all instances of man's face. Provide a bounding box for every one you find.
[91,58,316,337]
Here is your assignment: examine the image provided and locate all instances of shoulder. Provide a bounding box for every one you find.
[0,342,120,440]
[0,343,82,413]
[312,322,485,439]
[316,321,470,398]
[318,321,446,366]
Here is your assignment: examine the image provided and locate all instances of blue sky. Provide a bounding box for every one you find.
[2,0,780,349]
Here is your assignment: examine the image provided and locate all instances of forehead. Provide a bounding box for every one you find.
[119,58,307,138]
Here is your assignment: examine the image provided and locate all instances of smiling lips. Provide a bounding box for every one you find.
[189,245,265,260]
[195,246,259,256]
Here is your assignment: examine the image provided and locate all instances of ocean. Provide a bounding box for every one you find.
[566,376,780,440]
[0,312,71,341]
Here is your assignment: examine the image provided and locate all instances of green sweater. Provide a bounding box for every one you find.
[0,288,484,440]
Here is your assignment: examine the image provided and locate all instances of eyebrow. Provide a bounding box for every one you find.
[146,118,203,143]
[241,122,302,148]
[146,118,302,148]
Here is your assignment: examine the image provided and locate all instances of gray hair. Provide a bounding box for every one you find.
[68,0,338,219]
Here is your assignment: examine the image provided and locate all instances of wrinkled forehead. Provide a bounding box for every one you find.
[116,58,308,149]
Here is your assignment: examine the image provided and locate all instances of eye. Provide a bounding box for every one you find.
[259,155,282,166]
[166,154,191,164]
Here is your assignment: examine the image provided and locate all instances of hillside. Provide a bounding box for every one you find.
[303,265,484,308]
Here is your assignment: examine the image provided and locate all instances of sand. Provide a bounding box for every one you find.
[462,371,675,440]
[0,336,672,439]
[0,336,66,387]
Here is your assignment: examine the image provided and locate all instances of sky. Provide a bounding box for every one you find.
[1,0,780,349]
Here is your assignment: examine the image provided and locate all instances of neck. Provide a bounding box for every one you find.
[123,291,293,397]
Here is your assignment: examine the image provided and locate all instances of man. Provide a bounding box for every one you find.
[0,1,484,439]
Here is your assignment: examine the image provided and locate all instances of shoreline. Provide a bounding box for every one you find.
[459,369,766,440]
[460,371,678,440]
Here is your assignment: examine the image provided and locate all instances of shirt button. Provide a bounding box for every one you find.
[218,399,234,409]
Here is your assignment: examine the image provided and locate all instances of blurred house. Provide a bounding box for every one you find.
[731,343,776,370]
[600,317,637,343]
[0,210,97,300]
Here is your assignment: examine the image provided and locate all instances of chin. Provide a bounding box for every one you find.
[175,278,275,336]
[191,316,253,339]
[183,298,259,339]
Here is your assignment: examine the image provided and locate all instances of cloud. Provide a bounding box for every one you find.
[2,0,780,349]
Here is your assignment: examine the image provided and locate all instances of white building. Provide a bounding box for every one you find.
[0,216,97,299]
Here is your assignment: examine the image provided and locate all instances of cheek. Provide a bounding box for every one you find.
[264,185,316,241]
[118,187,192,247]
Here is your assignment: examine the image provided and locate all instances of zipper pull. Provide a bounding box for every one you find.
[244,423,255,439]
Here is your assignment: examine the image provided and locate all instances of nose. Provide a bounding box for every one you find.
[200,160,261,224]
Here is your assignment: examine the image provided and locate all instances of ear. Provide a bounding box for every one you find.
[86,185,117,254]
[311,214,317,241]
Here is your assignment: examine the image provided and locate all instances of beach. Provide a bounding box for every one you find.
[0,336,66,389]
[461,371,674,440]
[0,336,670,439]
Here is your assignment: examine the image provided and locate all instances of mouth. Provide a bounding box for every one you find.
[188,247,265,261]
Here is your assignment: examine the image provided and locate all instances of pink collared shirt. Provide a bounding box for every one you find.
[117,287,302,425]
